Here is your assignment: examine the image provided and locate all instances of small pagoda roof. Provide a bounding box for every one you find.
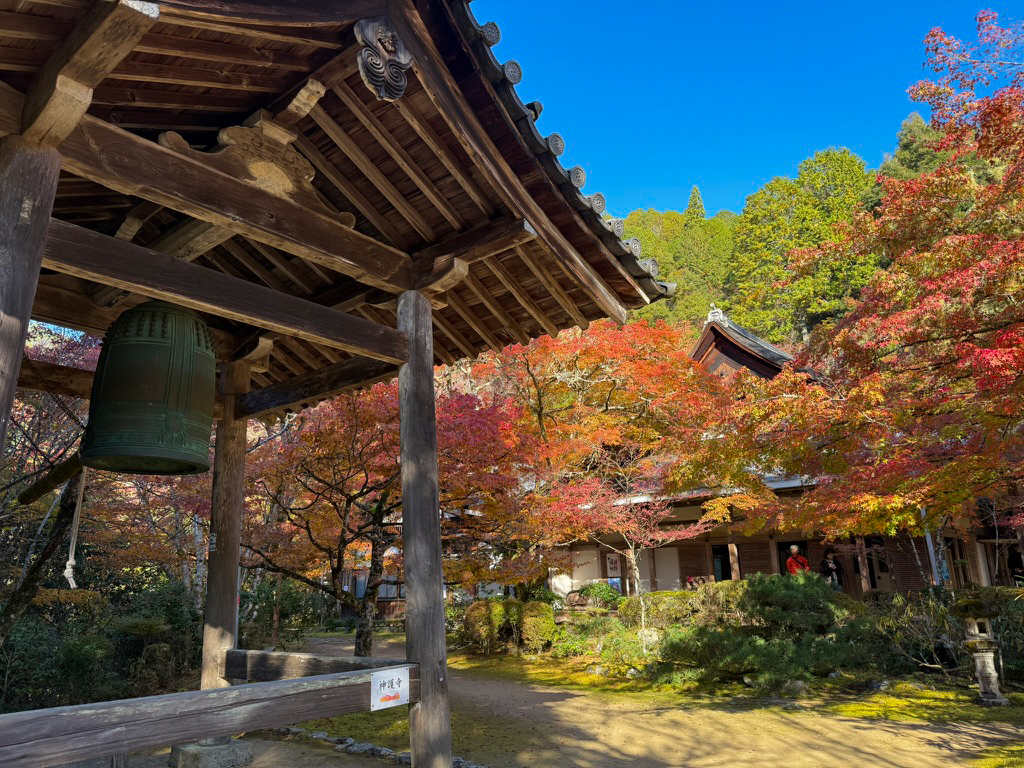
[690,307,793,379]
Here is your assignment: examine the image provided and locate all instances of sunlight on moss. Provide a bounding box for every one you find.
[297,706,511,756]
[972,744,1024,768]
[818,688,1024,725]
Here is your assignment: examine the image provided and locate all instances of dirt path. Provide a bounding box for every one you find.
[302,635,1021,767]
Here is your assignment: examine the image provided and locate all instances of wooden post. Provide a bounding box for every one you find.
[201,361,250,692]
[727,533,741,581]
[855,536,872,594]
[768,536,781,575]
[398,289,453,768]
[0,136,60,449]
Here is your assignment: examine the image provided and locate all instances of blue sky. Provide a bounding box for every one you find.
[472,0,1019,217]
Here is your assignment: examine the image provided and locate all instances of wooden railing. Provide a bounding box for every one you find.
[0,651,419,768]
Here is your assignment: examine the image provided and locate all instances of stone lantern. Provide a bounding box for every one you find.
[952,596,1009,707]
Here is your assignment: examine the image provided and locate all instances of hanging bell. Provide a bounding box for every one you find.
[81,300,217,475]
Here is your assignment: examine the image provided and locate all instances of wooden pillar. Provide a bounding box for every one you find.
[727,533,741,581]
[0,136,61,449]
[200,361,250,691]
[398,290,453,768]
[855,536,872,594]
[768,536,781,574]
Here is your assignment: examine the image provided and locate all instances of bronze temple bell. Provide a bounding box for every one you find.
[81,301,217,475]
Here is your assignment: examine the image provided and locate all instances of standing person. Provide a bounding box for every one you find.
[786,544,810,575]
[819,548,844,592]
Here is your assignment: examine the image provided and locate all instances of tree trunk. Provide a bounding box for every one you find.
[271,572,282,648]
[0,473,81,644]
[355,533,386,657]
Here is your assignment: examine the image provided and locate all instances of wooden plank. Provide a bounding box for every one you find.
[0,83,413,293]
[330,79,465,231]
[17,357,93,399]
[157,0,387,23]
[23,0,159,146]
[516,246,590,330]
[446,289,502,352]
[463,270,530,346]
[411,216,536,281]
[431,312,475,359]
[158,9,344,47]
[0,136,61,452]
[310,104,436,242]
[109,61,285,92]
[224,649,408,681]
[0,667,419,768]
[397,290,454,768]
[483,256,560,338]
[244,239,316,293]
[294,133,410,250]
[392,97,496,218]
[201,362,249,690]
[236,356,395,418]
[135,31,309,70]
[221,239,288,292]
[41,218,408,364]
[392,1,629,325]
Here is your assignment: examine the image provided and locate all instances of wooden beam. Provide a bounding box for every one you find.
[329,79,465,231]
[0,81,413,294]
[398,290,454,768]
[42,218,408,364]
[516,246,590,330]
[157,0,388,24]
[392,97,496,218]
[22,0,159,147]
[244,239,316,294]
[412,216,536,285]
[17,357,93,399]
[483,256,560,338]
[463,270,530,346]
[157,9,343,47]
[0,666,419,768]
[431,312,475,359]
[235,357,398,419]
[223,649,408,682]
[391,1,629,324]
[446,289,502,352]
[201,362,249,691]
[309,104,436,242]
[294,133,410,249]
[0,136,61,451]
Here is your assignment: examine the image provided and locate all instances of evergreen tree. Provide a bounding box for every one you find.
[683,185,705,224]
[625,206,736,329]
[725,148,875,343]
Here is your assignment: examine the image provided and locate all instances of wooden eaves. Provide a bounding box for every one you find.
[5,0,667,419]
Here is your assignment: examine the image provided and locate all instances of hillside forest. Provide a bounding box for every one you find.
[1,10,1022,713]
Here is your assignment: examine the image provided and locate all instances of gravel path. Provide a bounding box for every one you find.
[300,634,1022,768]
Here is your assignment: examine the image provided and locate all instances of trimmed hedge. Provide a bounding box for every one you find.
[619,591,697,628]
[522,601,556,652]
[463,599,507,654]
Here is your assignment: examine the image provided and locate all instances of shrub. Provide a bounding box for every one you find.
[462,599,507,654]
[522,602,556,653]
[620,591,697,628]
[688,579,748,626]
[579,581,622,609]
[656,573,872,693]
[598,625,650,676]
[504,598,524,646]
[551,628,588,658]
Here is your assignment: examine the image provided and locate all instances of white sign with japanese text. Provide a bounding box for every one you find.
[370,666,411,711]
[606,553,621,578]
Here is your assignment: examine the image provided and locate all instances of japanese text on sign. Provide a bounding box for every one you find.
[370,666,411,711]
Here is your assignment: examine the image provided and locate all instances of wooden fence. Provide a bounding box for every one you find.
[0,650,419,768]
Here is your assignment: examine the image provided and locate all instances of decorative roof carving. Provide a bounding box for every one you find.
[355,16,413,102]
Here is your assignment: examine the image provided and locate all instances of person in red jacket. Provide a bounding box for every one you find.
[786,544,811,575]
